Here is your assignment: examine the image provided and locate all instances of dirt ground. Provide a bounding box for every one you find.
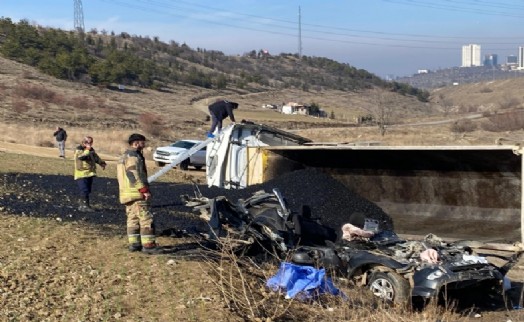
[4,47,524,320]
[1,145,524,321]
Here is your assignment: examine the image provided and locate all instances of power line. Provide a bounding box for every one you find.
[96,0,522,52]
[298,6,302,58]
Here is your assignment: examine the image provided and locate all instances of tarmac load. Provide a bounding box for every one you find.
[201,168,394,237]
[0,169,392,239]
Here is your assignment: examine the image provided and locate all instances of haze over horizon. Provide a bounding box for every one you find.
[3,0,524,79]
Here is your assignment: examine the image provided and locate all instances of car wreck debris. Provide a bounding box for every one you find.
[183,187,524,304]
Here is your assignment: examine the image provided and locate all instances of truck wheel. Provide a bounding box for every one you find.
[155,161,166,167]
[368,271,411,304]
[180,159,189,171]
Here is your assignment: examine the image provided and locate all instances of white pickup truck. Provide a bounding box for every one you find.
[152,139,206,170]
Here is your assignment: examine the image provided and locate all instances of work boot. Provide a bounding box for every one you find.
[142,243,165,255]
[128,243,142,252]
[78,197,94,212]
[78,204,94,212]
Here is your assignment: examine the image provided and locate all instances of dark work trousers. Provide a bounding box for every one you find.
[208,109,222,134]
[76,176,94,200]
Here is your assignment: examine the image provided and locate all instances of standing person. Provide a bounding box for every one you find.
[117,133,163,254]
[53,126,67,158]
[207,99,239,138]
[74,136,106,212]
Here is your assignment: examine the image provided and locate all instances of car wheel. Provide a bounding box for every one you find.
[180,159,189,171]
[368,271,411,304]
[155,161,166,167]
[194,165,203,170]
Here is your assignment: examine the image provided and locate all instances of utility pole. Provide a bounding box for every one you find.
[74,0,85,33]
[298,6,302,59]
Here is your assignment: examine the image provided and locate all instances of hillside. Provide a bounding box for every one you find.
[2,18,524,154]
[0,18,428,100]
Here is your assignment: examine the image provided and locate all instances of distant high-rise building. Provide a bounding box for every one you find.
[519,47,524,70]
[507,55,518,64]
[483,54,498,67]
[462,44,481,67]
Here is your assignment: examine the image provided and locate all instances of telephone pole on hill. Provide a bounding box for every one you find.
[298,6,302,59]
[74,0,85,33]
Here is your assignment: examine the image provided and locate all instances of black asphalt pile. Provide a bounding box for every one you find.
[0,173,206,232]
[0,169,392,239]
[197,168,394,238]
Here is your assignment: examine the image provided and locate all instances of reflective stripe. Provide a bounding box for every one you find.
[128,234,141,244]
[141,234,156,244]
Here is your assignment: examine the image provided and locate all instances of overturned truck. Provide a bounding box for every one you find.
[206,123,523,243]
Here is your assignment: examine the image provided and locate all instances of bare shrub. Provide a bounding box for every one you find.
[481,111,524,132]
[499,98,521,110]
[94,97,109,109]
[22,71,36,79]
[458,104,479,113]
[450,119,476,133]
[13,83,58,103]
[68,96,95,110]
[37,140,55,147]
[479,87,493,93]
[49,93,65,105]
[12,99,30,113]
[138,112,164,136]
[203,237,472,321]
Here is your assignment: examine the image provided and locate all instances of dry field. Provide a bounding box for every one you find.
[2,56,524,321]
[1,151,523,322]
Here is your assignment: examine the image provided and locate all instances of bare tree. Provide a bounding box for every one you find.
[362,88,396,136]
[438,94,454,116]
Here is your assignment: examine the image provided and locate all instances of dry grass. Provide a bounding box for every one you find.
[203,236,515,322]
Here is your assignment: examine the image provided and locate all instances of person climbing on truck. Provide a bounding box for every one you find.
[207,99,239,138]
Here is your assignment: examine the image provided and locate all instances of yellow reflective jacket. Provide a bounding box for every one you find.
[73,145,106,180]
[117,149,149,204]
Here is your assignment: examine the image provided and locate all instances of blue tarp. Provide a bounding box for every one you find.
[266,262,345,300]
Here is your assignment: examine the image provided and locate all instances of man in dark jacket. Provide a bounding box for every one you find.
[53,126,67,158]
[207,99,239,138]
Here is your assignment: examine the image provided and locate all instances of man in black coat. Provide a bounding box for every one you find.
[207,99,239,138]
[53,126,68,158]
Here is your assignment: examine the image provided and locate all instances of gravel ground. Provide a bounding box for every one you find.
[0,168,392,240]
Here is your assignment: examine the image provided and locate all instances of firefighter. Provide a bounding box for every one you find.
[73,136,106,212]
[117,133,163,254]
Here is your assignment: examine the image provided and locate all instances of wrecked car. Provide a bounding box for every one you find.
[181,188,336,256]
[292,227,522,304]
[182,189,523,304]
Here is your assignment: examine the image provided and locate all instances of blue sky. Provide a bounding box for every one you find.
[2,0,524,78]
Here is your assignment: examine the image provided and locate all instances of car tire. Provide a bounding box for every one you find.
[368,270,411,304]
[180,159,189,171]
[155,161,166,167]
[194,166,203,170]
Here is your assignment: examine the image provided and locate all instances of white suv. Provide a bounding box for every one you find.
[153,140,206,170]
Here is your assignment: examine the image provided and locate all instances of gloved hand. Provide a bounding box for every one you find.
[139,187,151,200]
[101,163,106,170]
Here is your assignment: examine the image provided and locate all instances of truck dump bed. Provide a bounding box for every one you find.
[206,124,523,243]
[258,145,522,242]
